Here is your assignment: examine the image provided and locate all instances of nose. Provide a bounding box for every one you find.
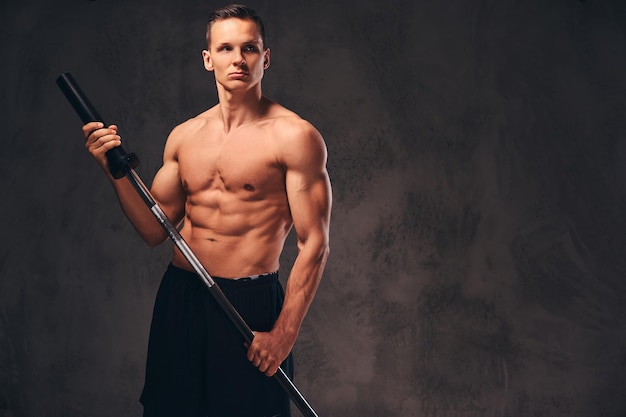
[233,49,246,66]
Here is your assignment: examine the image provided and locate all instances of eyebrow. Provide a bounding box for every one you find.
[215,38,262,47]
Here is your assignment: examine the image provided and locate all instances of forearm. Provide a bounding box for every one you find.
[273,236,330,340]
[109,175,168,246]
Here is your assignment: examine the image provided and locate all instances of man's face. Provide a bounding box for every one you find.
[203,18,270,92]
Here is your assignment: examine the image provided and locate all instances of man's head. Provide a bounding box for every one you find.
[202,4,270,93]
[206,4,267,49]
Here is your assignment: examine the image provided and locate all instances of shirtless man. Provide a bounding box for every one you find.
[82,4,331,416]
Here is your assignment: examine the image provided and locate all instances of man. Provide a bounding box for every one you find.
[82,4,331,416]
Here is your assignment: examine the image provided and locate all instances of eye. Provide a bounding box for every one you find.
[243,45,258,52]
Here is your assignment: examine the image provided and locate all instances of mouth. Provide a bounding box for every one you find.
[229,72,248,79]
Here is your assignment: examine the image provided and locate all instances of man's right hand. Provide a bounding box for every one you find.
[82,122,122,172]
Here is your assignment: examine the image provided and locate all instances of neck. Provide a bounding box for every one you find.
[216,83,266,131]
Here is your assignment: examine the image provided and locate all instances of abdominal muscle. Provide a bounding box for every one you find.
[170,192,292,279]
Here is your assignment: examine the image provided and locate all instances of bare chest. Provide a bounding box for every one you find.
[177,130,284,197]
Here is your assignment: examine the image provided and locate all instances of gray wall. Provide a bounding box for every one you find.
[1,0,626,416]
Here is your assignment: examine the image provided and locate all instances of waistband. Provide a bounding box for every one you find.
[166,263,279,288]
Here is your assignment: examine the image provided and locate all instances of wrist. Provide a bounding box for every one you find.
[272,322,299,343]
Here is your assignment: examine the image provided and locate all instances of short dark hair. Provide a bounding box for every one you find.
[206,4,267,49]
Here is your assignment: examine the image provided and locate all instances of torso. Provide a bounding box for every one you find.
[170,103,297,278]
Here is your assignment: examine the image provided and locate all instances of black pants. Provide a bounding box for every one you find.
[140,264,293,417]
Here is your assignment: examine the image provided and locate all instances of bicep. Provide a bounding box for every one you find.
[284,128,332,245]
[150,131,186,225]
[288,172,332,247]
[150,162,186,225]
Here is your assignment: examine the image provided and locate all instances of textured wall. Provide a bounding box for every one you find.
[1,0,626,416]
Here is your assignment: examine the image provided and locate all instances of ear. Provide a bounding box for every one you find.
[202,49,214,71]
[263,48,271,70]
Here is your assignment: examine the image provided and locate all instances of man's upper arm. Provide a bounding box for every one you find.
[150,125,187,225]
[283,121,332,248]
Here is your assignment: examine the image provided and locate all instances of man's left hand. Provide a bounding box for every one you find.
[246,330,295,377]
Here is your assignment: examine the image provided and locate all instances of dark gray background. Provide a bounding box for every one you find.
[1,0,626,416]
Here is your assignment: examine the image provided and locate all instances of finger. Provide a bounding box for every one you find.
[87,133,122,151]
[84,125,118,145]
[246,346,256,362]
[259,361,270,373]
[82,122,104,138]
[95,137,123,152]
[246,335,263,360]
[87,124,117,141]
[266,363,279,377]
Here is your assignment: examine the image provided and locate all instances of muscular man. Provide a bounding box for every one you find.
[82,4,331,416]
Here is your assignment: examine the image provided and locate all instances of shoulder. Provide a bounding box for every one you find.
[269,115,327,170]
[163,107,220,156]
[169,107,219,140]
[266,105,326,160]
